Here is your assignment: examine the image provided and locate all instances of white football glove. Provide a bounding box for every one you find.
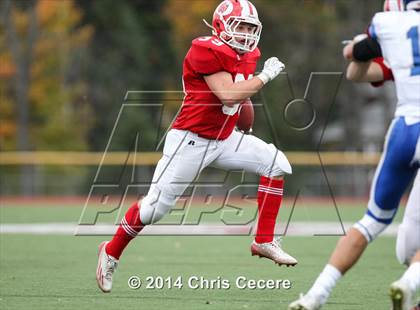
[257,57,285,85]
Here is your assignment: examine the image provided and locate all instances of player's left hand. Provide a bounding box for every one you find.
[257,57,285,84]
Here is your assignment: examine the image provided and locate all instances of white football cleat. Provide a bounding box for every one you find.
[96,241,119,293]
[251,238,297,266]
[288,293,323,310]
[390,280,413,310]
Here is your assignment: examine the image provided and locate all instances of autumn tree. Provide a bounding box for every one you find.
[0,0,93,194]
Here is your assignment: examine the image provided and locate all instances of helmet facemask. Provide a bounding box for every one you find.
[220,17,262,53]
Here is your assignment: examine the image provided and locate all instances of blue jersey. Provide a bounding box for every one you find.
[360,10,420,226]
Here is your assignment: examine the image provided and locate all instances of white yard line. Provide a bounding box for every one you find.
[0,222,399,236]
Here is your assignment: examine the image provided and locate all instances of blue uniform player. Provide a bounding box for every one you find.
[289,0,420,309]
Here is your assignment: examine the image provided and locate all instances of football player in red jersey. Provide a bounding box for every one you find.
[96,0,297,293]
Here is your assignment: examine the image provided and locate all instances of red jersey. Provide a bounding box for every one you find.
[172,36,261,140]
[370,57,394,87]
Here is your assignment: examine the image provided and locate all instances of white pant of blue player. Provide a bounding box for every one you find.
[139,128,292,225]
[396,171,420,265]
[354,116,420,265]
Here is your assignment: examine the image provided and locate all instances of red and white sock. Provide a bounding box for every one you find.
[255,176,284,244]
[105,202,144,259]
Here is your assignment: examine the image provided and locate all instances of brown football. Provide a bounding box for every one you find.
[237,98,254,133]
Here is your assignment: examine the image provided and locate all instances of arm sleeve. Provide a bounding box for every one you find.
[370,57,394,87]
[353,37,383,62]
[187,44,223,75]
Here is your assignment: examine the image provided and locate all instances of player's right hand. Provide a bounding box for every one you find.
[343,42,354,60]
[343,34,368,60]
[257,57,285,85]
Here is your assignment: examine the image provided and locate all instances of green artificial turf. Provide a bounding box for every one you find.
[0,235,407,310]
[0,201,415,310]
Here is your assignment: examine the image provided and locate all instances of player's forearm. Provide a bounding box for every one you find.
[346,61,384,82]
[205,56,284,107]
[216,77,264,106]
[204,71,264,107]
[346,61,370,81]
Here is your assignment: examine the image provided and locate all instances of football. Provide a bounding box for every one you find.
[237,98,254,133]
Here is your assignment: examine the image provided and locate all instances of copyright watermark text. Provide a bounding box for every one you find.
[128,275,292,290]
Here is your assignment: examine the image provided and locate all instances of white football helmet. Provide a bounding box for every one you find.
[206,0,262,53]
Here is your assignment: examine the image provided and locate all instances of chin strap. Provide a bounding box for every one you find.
[202,19,217,35]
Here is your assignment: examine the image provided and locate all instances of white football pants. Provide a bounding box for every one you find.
[396,171,420,265]
[139,129,292,225]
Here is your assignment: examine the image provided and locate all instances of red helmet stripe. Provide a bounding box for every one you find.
[248,2,254,14]
[385,0,390,11]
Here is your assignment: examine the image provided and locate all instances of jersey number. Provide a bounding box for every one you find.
[407,26,420,76]
[198,36,223,47]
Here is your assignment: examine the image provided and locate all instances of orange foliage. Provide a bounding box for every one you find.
[0,54,15,77]
[165,0,218,54]
[0,0,93,150]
